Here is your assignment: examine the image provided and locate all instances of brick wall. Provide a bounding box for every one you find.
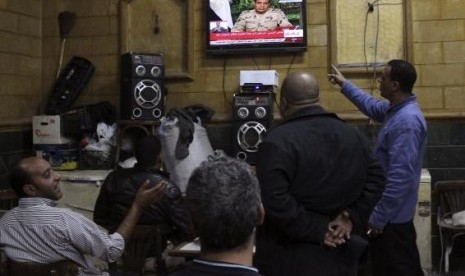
[42,0,120,109]
[0,0,42,123]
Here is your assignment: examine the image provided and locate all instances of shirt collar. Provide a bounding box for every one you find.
[19,197,57,207]
[387,93,417,114]
[193,259,259,273]
[284,105,343,124]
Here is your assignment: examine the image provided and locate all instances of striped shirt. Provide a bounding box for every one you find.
[0,197,124,275]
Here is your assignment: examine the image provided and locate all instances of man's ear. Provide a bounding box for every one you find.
[392,80,400,91]
[257,203,265,225]
[23,184,37,197]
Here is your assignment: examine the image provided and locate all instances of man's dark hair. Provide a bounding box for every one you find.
[387,59,417,93]
[133,135,161,167]
[186,154,261,252]
[8,158,31,197]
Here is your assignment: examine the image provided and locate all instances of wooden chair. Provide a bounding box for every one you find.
[109,225,166,275]
[5,259,79,276]
[435,180,465,273]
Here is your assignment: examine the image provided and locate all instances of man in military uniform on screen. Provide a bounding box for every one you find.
[231,0,293,32]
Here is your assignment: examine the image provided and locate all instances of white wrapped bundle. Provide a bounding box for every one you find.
[158,116,214,193]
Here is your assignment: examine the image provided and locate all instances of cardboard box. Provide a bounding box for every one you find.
[240,70,279,87]
[33,115,73,145]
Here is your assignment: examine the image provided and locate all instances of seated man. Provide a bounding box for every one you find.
[0,156,166,275]
[169,154,264,275]
[94,135,193,247]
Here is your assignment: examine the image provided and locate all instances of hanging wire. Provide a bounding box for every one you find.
[252,57,260,70]
[364,1,382,142]
[274,93,283,122]
[371,1,381,87]
[364,1,381,95]
[363,7,371,90]
[223,57,234,107]
[286,53,297,76]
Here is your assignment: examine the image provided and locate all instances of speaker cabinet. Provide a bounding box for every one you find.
[232,92,274,165]
[46,56,95,115]
[120,52,165,120]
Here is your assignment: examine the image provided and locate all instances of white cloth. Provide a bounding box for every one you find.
[158,117,214,193]
[452,209,465,226]
[210,0,233,28]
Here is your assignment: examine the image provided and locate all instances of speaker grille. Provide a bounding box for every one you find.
[120,52,165,120]
[232,92,274,165]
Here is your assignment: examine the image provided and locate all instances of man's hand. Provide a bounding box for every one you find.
[366,222,383,238]
[323,210,353,248]
[327,64,346,87]
[116,180,167,241]
[133,179,167,210]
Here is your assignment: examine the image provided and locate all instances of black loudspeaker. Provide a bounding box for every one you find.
[120,52,165,120]
[232,92,274,165]
[46,56,95,115]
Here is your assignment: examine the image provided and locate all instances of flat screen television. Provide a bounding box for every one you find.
[206,0,307,55]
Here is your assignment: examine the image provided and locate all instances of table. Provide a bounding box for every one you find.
[57,170,111,220]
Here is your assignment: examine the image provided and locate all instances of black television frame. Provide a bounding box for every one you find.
[206,0,308,55]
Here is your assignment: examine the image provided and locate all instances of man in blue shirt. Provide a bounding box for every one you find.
[328,60,426,276]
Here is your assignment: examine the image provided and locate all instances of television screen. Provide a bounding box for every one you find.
[206,0,307,55]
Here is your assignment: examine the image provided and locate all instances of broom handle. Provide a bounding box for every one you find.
[56,37,66,79]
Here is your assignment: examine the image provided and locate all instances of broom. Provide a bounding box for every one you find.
[56,11,76,79]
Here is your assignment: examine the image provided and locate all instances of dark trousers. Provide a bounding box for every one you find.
[370,220,424,276]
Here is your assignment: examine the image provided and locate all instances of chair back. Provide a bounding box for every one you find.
[121,225,165,275]
[435,180,465,215]
[6,259,79,276]
[435,180,465,273]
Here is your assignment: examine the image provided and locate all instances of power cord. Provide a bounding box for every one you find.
[223,57,233,107]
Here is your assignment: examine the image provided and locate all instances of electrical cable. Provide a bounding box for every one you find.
[252,57,260,70]
[363,8,371,92]
[274,94,283,122]
[364,2,381,95]
[274,53,297,121]
[372,2,380,86]
[286,53,297,76]
[223,57,233,107]
[364,1,382,142]
[363,1,404,142]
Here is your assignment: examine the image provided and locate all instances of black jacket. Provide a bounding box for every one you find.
[254,106,385,276]
[93,165,193,244]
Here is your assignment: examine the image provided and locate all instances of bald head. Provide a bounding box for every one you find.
[280,71,320,118]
